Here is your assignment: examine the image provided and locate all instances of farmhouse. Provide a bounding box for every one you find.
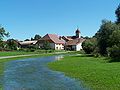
[19,40,37,48]
[62,28,85,51]
[37,34,65,50]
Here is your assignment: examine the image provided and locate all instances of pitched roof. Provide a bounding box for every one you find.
[19,40,37,45]
[66,38,85,45]
[62,36,73,41]
[76,29,81,33]
[42,34,65,44]
[62,35,79,41]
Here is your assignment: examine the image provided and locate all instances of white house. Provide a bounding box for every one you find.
[37,34,65,50]
[62,28,85,51]
[66,38,85,51]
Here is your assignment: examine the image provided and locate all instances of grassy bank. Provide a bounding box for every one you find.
[48,55,120,90]
[0,50,54,57]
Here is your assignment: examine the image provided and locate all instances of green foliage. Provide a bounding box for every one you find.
[0,41,7,50]
[109,30,120,46]
[107,30,120,60]
[34,34,41,40]
[92,4,120,58]
[105,29,120,61]
[6,39,18,50]
[82,38,97,54]
[0,26,9,51]
[107,45,120,60]
[42,41,51,50]
[94,20,119,55]
[115,4,120,24]
[0,26,9,41]
[24,39,30,41]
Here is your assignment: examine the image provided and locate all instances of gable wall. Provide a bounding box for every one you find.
[76,43,82,51]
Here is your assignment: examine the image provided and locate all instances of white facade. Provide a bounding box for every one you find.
[55,44,64,50]
[71,43,82,51]
[76,43,82,51]
[38,43,64,50]
[47,43,64,50]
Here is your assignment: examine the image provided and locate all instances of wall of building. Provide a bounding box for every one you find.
[55,44,64,50]
[37,42,64,50]
[71,45,76,51]
[49,43,55,49]
[76,43,82,51]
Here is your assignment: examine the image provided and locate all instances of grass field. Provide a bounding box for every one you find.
[48,55,120,90]
[0,51,42,57]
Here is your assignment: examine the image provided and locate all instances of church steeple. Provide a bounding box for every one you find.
[75,28,81,38]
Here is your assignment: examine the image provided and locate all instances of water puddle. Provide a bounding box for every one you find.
[0,56,88,90]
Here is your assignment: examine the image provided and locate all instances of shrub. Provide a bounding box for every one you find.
[107,45,120,59]
[82,38,97,54]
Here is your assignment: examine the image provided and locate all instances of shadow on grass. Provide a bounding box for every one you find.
[109,58,120,63]
[74,54,94,57]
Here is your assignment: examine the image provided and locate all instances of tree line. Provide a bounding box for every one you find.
[82,4,120,61]
[0,26,42,51]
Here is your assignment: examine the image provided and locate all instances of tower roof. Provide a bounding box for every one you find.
[76,28,80,33]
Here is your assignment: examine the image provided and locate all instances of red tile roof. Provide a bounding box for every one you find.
[42,34,65,44]
[66,38,85,45]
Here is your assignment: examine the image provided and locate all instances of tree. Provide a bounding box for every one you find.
[42,41,51,50]
[6,39,19,50]
[115,4,120,24]
[0,41,7,50]
[107,30,120,59]
[24,39,30,41]
[109,30,120,46]
[94,20,119,55]
[0,26,9,41]
[34,34,41,40]
[82,38,97,54]
[31,38,34,41]
[107,45,120,60]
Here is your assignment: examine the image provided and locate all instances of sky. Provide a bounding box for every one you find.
[0,0,119,40]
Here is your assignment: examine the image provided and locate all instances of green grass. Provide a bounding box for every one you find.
[0,51,41,57]
[48,55,120,90]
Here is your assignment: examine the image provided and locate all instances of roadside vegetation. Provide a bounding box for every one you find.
[0,50,59,57]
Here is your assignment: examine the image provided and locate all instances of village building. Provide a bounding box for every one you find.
[19,40,38,48]
[37,34,65,50]
[62,28,85,51]
[19,28,85,51]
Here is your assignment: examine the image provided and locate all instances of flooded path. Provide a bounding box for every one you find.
[1,56,87,90]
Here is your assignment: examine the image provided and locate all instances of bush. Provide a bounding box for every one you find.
[82,38,97,54]
[107,45,120,59]
[92,47,101,57]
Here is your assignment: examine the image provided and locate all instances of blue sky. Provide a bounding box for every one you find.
[0,0,119,40]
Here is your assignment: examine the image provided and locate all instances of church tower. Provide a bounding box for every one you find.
[75,28,81,38]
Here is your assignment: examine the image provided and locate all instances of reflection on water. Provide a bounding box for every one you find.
[55,55,64,61]
[0,56,87,90]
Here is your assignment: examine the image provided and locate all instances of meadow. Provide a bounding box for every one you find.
[48,55,120,90]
